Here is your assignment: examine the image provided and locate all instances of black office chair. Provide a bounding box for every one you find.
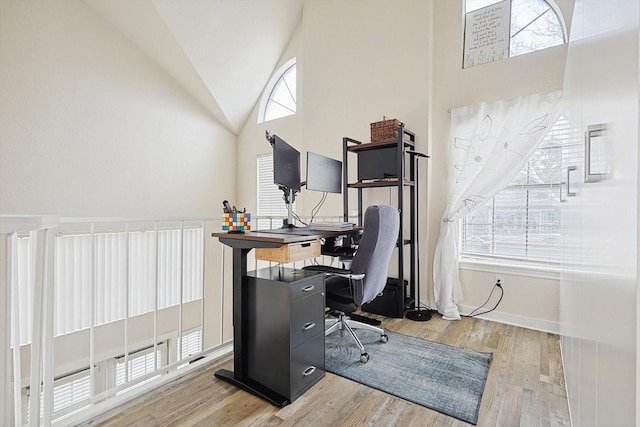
[304,205,400,363]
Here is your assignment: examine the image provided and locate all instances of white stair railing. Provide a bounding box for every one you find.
[1,213,352,426]
[1,216,59,427]
[2,216,233,426]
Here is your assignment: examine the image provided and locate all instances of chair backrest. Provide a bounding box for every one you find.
[349,205,400,306]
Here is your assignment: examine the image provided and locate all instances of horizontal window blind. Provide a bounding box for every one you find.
[57,228,203,334]
[23,369,91,422]
[115,343,166,387]
[180,329,202,359]
[52,371,91,414]
[16,226,203,344]
[461,116,575,264]
[257,153,294,229]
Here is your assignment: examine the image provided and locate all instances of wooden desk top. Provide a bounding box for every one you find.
[211,230,322,244]
[212,227,360,245]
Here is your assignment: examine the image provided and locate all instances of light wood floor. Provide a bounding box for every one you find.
[79,313,570,427]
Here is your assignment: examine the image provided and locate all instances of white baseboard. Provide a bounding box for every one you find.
[458,304,560,335]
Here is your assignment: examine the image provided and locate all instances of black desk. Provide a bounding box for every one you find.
[211,230,347,406]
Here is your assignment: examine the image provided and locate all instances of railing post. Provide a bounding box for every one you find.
[0,233,10,426]
[28,229,46,427]
[89,223,96,400]
[42,228,56,426]
[153,221,159,371]
[0,215,58,426]
[178,221,184,360]
[9,232,23,427]
[199,220,205,357]
[124,223,130,383]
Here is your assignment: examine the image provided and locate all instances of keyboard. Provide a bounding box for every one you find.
[309,222,354,231]
[257,227,320,236]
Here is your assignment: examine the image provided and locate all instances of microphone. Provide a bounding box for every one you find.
[406,150,430,158]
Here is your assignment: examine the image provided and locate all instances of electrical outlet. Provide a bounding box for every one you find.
[494,275,503,287]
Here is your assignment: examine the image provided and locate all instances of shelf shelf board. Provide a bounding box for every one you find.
[346,139,415,152]
[348,179,415,188]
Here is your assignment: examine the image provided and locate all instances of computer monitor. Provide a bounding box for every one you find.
[271,134,301,191]
[357,147,399,181]
[306,152,342,193]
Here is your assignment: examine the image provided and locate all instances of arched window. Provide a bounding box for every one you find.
[509,0,565,56]
[464,0,566,67]
[258,58,296,123]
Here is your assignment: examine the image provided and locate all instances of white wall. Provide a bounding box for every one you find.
[237,0,430,231]
[237,22,304,215]
[429,0,573,331]
[561,0,638,424]
[239,0,430,284]
[301,0,430,223]
[0,0,236,388]
[238,0,431,226]
[0,0,236,218]
[239,0,572,330]
[301,0,432,290]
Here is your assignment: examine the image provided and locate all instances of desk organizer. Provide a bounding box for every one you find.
[222,212,251,232]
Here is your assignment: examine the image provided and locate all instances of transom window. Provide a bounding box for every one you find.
[258,58,296,123]
[464,0,566,68]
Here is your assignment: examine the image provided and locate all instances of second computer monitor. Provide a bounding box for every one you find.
[306,151,342,194]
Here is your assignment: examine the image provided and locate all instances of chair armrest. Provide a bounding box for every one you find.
[302,265,365,280]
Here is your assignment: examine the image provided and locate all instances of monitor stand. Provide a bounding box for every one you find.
[279,222,306,232]
[281,188,303,229]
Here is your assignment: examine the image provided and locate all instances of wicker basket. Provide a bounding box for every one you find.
[370,118,403,143]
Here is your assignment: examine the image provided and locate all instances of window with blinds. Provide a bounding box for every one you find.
[460,116,573,264]
[23,369,92,422]
[179,329,202,359]
[115,342,166,387]
[22,336,182,421]
[14,226,204,345]
[257,153,293,229]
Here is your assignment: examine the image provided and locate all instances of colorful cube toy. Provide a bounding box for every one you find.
[222,213,251,232]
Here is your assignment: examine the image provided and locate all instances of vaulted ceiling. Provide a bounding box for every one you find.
[85,0,304,134]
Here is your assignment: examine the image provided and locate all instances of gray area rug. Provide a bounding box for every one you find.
[325,329,492,425]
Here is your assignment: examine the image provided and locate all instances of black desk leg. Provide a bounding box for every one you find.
[214,247,289,407]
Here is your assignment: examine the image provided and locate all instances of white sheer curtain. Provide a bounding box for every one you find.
[433,91,563,320]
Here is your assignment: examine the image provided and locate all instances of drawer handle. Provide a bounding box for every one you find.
[303,322,316,331]
[302,366,316,377]
[301,243,311,247]
[301,285,315,292]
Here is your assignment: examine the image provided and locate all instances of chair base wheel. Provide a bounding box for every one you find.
[380,334,388,343]
[360,353,370,363]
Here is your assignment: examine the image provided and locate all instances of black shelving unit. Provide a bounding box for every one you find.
[342,124,416,317]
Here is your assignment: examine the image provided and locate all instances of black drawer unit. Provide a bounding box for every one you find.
[246,266,325,403]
